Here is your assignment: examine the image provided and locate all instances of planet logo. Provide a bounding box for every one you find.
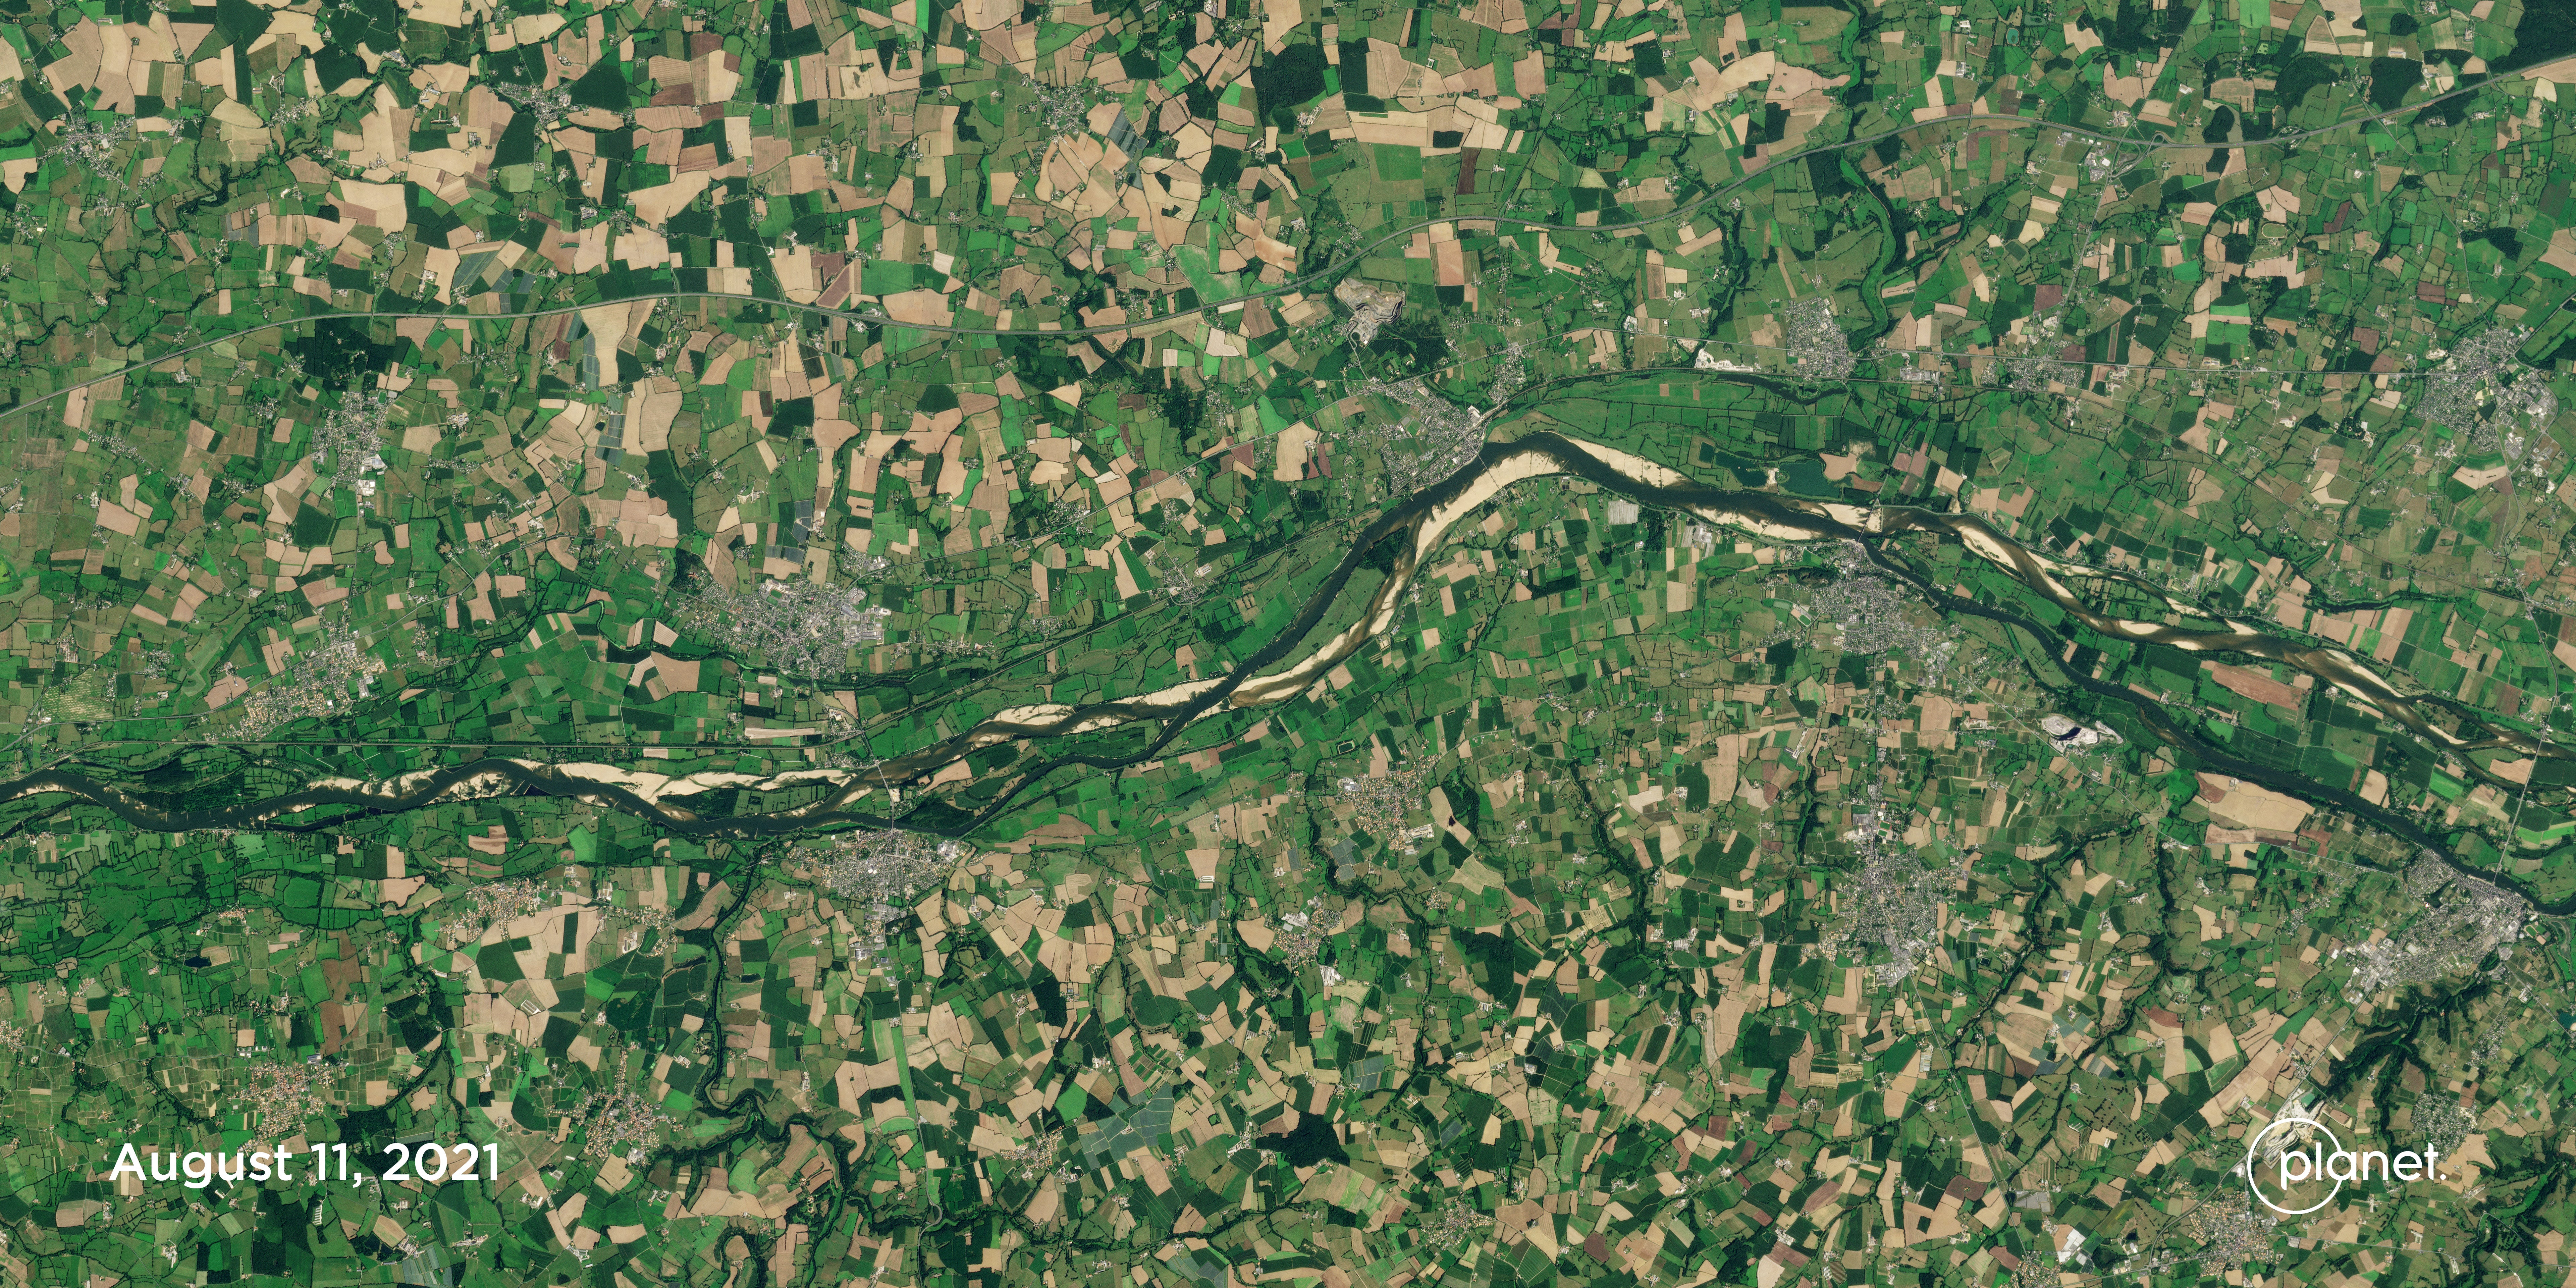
[2240,1112,2441,1217]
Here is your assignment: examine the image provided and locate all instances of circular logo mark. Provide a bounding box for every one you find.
[2241,1113,2344,1216]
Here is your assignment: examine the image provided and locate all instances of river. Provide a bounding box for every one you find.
[7,431,2570,910]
